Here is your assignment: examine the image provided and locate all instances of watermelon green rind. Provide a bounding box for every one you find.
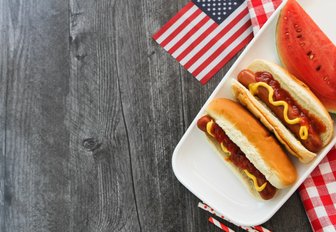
[276,0,336,113]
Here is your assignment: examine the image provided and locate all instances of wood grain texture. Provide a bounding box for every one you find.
[1,0,312,231]
[68,0,140,231]
[117,0,188,230]
[0,0,8,230]
[2,0,71,231]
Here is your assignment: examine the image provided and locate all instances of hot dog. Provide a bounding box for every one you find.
[232,59,334,163]
[238,70,323,152]
[197,98,297,200]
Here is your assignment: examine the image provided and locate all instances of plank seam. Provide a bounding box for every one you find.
[116,68,143,232]
[178,66,186,131]
[2,2,9,230]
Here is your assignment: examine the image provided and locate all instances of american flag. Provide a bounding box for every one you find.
[153,0,253,84]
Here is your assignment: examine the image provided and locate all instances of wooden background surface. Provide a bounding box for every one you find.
[0,0,312,231]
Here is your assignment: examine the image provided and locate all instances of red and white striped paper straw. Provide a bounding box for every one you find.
[253,225,271,232]
[209,217,235,232]
[198,202,271,232]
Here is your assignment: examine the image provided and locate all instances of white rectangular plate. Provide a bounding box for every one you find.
[172,0,336,226]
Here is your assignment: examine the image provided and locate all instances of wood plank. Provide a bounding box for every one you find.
[117,0,195,231]
[0,0,9,230]
[2,0,71,231]
[68,0,140,231]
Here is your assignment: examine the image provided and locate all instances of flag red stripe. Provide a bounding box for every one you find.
[183,7,249,69]
[192,20,252,77]
[152,2,194,40]
[176,21,218,62]
[200,32,253,84]
[167,16,212,55]
[159,8,203,47]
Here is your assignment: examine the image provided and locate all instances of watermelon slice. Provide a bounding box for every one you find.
[276,0,336,113]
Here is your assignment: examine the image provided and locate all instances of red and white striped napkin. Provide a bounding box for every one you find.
[248,1,336,231]
[298,149,336,232]
[247,0,282,35]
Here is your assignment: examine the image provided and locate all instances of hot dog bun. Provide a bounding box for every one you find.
[232,59,334,163]
[202,99,297,199]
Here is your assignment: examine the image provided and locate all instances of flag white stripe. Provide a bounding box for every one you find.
[188,14,250,72]
[172,19,215,58]
[196,26,253,81]
[156,5,198,44]
[179,2,247,65]
[164,12,207,51]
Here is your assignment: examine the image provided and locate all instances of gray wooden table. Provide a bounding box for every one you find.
[0,0,312,231]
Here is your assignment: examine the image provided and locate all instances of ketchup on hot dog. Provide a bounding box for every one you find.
[197,115,277,200]
[238,70,326,152]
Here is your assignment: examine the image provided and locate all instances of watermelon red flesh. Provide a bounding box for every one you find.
[276,0,336,111]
